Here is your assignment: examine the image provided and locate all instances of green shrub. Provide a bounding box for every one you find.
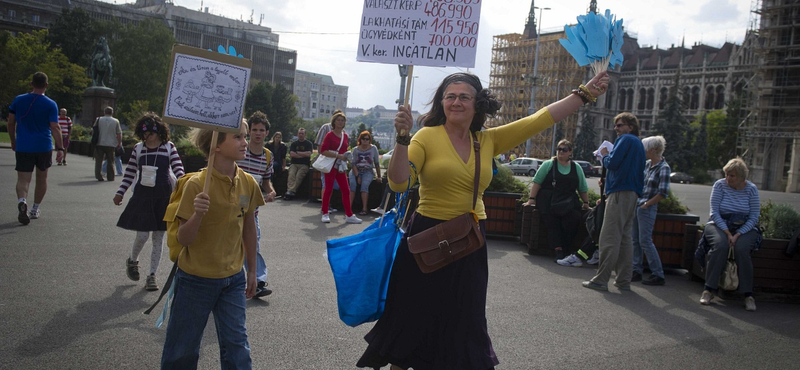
[587,188,600,206]
[486,164,527,194]
[761,201,800,239]
[657,189,688,214]
[70,124,92,141]
[175,137,204,157]
[688,168,712,185]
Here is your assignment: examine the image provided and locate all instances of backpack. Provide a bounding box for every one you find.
[163,170,203,262]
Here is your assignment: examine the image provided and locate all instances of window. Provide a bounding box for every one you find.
[690,86,700,110]
[715,86,725,109]
[705,86,715,109]
[312,102,316,108]
[646,88,655,110]
[626,89,634,110]
[638,88,646,110]
[618,89,627,110]
[9,10,16,18]
[32,15,40,23]
[658,87,668,110]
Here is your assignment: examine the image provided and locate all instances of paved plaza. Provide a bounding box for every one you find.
[1,148,799,369]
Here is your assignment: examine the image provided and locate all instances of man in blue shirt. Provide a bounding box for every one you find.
[583,112,645,291]
[7,72,64,225]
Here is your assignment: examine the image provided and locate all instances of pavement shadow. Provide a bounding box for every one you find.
[15,285,159,357]
[0,221,25,232]
[59,180,113,186]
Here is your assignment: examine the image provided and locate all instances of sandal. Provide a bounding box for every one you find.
[358,210,368,216]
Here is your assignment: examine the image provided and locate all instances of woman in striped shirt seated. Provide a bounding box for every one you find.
[700,157,761,311]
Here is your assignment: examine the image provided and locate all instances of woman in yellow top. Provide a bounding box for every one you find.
[357,71,609,370]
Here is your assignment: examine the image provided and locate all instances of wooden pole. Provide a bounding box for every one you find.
[203,130,219,194]
[399,65,414,136]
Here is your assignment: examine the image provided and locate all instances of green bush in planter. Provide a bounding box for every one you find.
[657,189,688,214]
[70,124,92,141]
[760,201,800,239]
[175,138,204,158]
[486,164,527,194]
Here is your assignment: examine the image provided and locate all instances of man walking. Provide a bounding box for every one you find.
[57,108,72,166]
[94,106,121,181]
[284,128,313,200]
[583,112,645,291]
[7,72,65,224]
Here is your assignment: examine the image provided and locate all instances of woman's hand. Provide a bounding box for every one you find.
[113,194,123,206]
[586,70,610,97]
[582,202,591,210]
[729,233,741,248]
[524,199,536,207]
[394,105,413,135]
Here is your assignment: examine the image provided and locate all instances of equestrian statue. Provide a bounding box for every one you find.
[90,37,113,87]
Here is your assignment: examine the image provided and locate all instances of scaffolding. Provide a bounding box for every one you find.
[489,31,587,158]
[738,0,800,192]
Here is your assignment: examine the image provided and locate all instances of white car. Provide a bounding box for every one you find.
[503,158,540,176]
[380,149,393,168]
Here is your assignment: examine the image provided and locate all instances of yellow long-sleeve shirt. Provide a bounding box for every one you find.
[389,108,555,220]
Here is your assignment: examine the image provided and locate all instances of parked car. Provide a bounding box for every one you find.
[380,149,393,168]
[670,172,694,184]
[503,157,539,176]
[574,160,600,177]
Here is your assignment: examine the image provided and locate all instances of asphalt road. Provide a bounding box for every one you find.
[1,148,799,370]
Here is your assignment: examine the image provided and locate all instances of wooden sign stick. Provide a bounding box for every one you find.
[203,130,219,194]
[399,65,414,137]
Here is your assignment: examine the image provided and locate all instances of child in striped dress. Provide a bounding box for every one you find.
[113,112,185,291]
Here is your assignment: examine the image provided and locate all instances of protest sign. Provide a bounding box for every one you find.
[162,44,251,133]
[357,0,482,68]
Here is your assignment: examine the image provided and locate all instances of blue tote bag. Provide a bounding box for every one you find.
[327,192,408,327]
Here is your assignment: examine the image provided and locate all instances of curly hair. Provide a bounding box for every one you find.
[134,112,170,144]
[614,112,640,137]
[418,72,502,132]
[248,111,270,130]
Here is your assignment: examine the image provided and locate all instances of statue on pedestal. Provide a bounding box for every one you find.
[90,37,113,87]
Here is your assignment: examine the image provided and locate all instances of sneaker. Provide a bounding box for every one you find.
[586,250,600,265]
[255,281,272,298]
[18,202,30,225]
[57,161,63,166]
[126,258,140,281]
[642,275,666,286]
[62,160,67,166]
[285,190,295,196]
[321,213,330,223]
[371,207,385,215]
[631,271,643,282]
[613,282,631,291]
[345,215,363,224]
[582,281,608,291]
[29,208,40,220]
[700,290,714,305]
[744,296,757,312]
[557,254,583,267]
[145,274,159,291]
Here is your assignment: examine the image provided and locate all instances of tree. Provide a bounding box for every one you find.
[245,80,298,137]
[653,71,692,172]
[109,18,175,123]
[573,113,597,162]
[0,30,89,117]
[705,99,740,168]
[691,113,709,170]
[47,8,101,67]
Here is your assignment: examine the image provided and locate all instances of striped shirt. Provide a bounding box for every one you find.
[638,158,671,206]
[709,179,760,235]
[58,116,72,136]
[237,148,274,183]
[115,141,185,197]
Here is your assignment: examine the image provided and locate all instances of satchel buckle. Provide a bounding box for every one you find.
[438,240,452,254]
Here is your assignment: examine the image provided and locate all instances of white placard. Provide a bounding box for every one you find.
[357,0,482,68]
[163,45,251,133]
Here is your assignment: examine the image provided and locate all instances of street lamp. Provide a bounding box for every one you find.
[550,79,563,156]
[525,6,551,158]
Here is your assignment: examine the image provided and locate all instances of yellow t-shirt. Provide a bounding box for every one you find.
[176,165,265,278]
[389,108,555,220]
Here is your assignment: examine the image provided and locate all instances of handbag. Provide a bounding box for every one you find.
[326,191,409,327]
[550,161,577,217]
[91,118,100,145]
[407,132,485,274]
[719,245,739,291]
[312,135,344,173]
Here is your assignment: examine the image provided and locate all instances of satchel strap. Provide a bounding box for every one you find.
[471,132,480,211]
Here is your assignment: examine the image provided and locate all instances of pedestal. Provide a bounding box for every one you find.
[80,87,116,127]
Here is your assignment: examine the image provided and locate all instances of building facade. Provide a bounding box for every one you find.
[294,70,348,121]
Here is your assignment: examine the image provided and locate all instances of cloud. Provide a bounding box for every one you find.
[692,0,741,24]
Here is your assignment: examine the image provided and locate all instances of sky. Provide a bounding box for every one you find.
[109,0,752,112]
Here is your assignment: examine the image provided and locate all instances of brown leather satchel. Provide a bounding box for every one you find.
[407,133,485,273]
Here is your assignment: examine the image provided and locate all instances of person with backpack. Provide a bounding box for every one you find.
[113,113,185,291]
[236,111,276,298]
[160,125,265,369]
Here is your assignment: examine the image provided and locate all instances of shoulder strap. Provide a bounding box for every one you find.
[471,132,480,210]
[552,160,557,187]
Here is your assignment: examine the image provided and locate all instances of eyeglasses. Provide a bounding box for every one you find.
[557,147,571,152]
[361,137,370,141]
[443,94,474,102]
[614,123,627,128]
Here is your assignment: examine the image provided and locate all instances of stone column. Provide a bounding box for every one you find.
[786,137,800,193]
[80,87,116,126]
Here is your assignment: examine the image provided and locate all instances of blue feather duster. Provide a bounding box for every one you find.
[559,9,625,74]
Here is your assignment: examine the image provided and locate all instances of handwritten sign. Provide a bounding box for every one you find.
[163,44,251,133]
[357,0,482,68]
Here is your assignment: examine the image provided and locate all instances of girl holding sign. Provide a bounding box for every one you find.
[358,71,609,370]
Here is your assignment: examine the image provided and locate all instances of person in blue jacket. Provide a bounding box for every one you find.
[583,112,645,292]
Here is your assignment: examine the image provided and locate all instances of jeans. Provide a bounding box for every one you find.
[161,269,251,370]
[349,171,374,192]
[102,156,123,176]
[631,204,664,278]
[703,224,758,293]
[246,211,268,284]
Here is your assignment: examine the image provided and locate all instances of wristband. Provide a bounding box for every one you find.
[396,134,411,146]
[56,148,65,151]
